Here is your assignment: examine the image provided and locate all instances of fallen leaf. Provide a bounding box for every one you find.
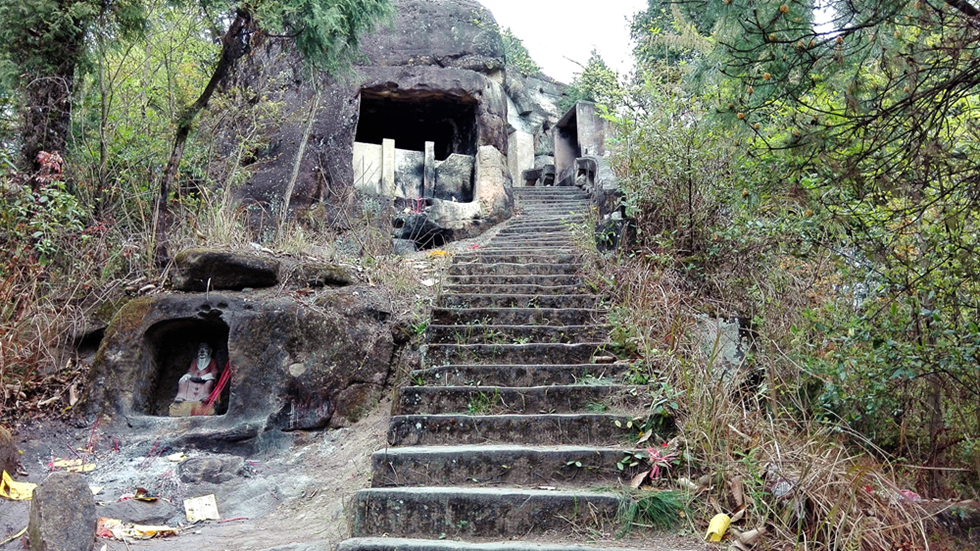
[630,471,647,489]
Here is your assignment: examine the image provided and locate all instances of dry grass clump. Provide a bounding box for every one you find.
[584,251,930,550]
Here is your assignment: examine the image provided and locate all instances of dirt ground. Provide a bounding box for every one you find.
[1,397,712,551]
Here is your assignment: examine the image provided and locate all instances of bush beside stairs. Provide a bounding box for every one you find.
[339,187,655,551]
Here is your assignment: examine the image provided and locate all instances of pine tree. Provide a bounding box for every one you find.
[563,49,624,112]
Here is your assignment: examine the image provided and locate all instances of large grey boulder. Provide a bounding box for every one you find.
[96,499,178,526]
[28,472,97,551]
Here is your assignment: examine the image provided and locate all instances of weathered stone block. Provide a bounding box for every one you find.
[0,425,16,476]
[28,472,96,551]
[83,290,398,452]
[172,249,279,291]
[434,154,474,202]
[180,455,244,484]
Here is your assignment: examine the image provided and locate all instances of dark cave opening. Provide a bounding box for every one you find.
[355,91,479,161]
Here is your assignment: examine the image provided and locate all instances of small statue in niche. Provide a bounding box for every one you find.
[169,343,218,417]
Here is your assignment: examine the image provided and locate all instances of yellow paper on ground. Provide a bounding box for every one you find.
[51,458,95,473]
[0,471,36,500]
[183,494,220,522]
[98,518,178,541]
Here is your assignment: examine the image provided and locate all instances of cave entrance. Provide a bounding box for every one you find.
[355,91,478,161]
[138,318,231,417]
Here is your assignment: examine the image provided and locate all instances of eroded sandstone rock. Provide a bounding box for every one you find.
[173,249,280,291]
[28,472,97,551]
[83,288,399,453]
[0,426,16,476]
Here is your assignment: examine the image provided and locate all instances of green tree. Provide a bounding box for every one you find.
[562,49,624,112]
[698,0,980,492]
[0,0,145,171]
[151,0,392,266]
[630,0,718,69]
[500,27,540,77]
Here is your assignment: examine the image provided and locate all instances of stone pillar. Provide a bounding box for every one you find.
[475,146,511,219]
[382,138,396,197]
[424,141,435,198]
[507,131,534,187]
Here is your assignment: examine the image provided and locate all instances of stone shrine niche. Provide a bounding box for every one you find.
[137,318,231,417]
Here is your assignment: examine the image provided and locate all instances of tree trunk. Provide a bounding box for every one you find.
[152,10,252,268]
[20,65,75,175]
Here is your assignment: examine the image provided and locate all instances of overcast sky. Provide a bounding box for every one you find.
[477,0,649,84]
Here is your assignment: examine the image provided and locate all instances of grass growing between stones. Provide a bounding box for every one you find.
[616,489,688,536]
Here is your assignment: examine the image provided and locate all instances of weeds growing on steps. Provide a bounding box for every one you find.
[617,489,687,536]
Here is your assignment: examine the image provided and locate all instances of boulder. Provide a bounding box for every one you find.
[83,289,399,453]
[394,214,454,249]
[96,499,178,526]
[434,154,475,202]
[0,425,17,476]
[172,249,279,291]
[28,472,97,551]
[180,455,244,484]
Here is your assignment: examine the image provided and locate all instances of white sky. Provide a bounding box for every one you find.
[478,0,649,84]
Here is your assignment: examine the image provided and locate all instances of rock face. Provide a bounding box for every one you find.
[0,425,16,475]
[28,472,97,551]
[83,287,400,453]
[230,0,513,236]
[171,248,354,291]
[172,249,280,291]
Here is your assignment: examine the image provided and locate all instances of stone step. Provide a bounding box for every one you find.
[514,193,592,206]
[479,240,578,249]
[510,210,589,218]
[426,324,607,345]
[394,384,636,415]
[431,307,605,326]
[351,487,620,538]
[339,537,645,551]
[445,274,583,287]
[370,445,635,488]
[388,413,633,446]
[410,364,627,387]
[424,343,610,366]
[510,207,591,213]
[437,293,601,309]
[448,262,579,277]
[442,284,590,296]
[497,226,576,236]
[514,189,589,197]
[452,252,582,265]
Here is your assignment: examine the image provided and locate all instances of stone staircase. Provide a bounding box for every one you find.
[340,187,649,551]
